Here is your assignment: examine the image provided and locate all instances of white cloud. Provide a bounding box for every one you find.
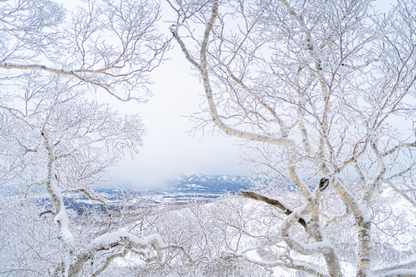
[108,48,248,188]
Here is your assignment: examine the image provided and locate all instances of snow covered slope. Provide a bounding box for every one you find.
[149,172,251,204]
[65,173,251,212]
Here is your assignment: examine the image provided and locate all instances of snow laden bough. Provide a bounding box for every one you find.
[169,0,416,275]
[52,232,167,277]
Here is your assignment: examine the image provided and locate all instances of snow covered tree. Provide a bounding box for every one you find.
[0,0,169,101]
[0,0,172,275]
[168,0,416,276]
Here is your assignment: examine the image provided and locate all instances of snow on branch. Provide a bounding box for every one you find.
[281,178,334,256]
[87,231,167,251]
[220,251,329,277]
[237,190,308,230]
[66,189,121,217]
[172,0,295,147]
[67,232,167,276]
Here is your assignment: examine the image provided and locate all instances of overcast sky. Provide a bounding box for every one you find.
[107,41,249,188]
[56,0,395,189]
[51,0,248,189]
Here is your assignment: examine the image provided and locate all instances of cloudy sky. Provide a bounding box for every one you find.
[107,41,249,188]
[108,48,249,188]
[51,0,249,189]
[57,0,395,189]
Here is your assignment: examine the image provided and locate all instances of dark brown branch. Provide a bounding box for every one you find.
[237,190,308,229]
[319,178,330,191]
[39,210,55,217]
[68,189,120,217]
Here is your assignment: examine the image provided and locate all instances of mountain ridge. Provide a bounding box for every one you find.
[64,172,252,212]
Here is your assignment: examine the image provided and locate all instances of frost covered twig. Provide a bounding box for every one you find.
[237,190,308,230]
[220,251,329,277]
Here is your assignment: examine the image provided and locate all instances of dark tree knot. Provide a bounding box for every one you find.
[319,178,330,191]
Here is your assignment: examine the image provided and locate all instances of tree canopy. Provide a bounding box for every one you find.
[1,0,416,276]
[169,0,416,275]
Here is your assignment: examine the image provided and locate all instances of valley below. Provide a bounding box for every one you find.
[64,172,252,213]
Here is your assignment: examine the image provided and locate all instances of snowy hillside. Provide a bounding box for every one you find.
[147,172,251,204]
[64,173,252,212]
[163,172,250,193]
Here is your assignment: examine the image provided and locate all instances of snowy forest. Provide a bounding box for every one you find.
[1,0,416,276]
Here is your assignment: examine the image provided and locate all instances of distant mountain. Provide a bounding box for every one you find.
[61,173,252,212]
[164,172,251,194]
[150,172,251,204]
